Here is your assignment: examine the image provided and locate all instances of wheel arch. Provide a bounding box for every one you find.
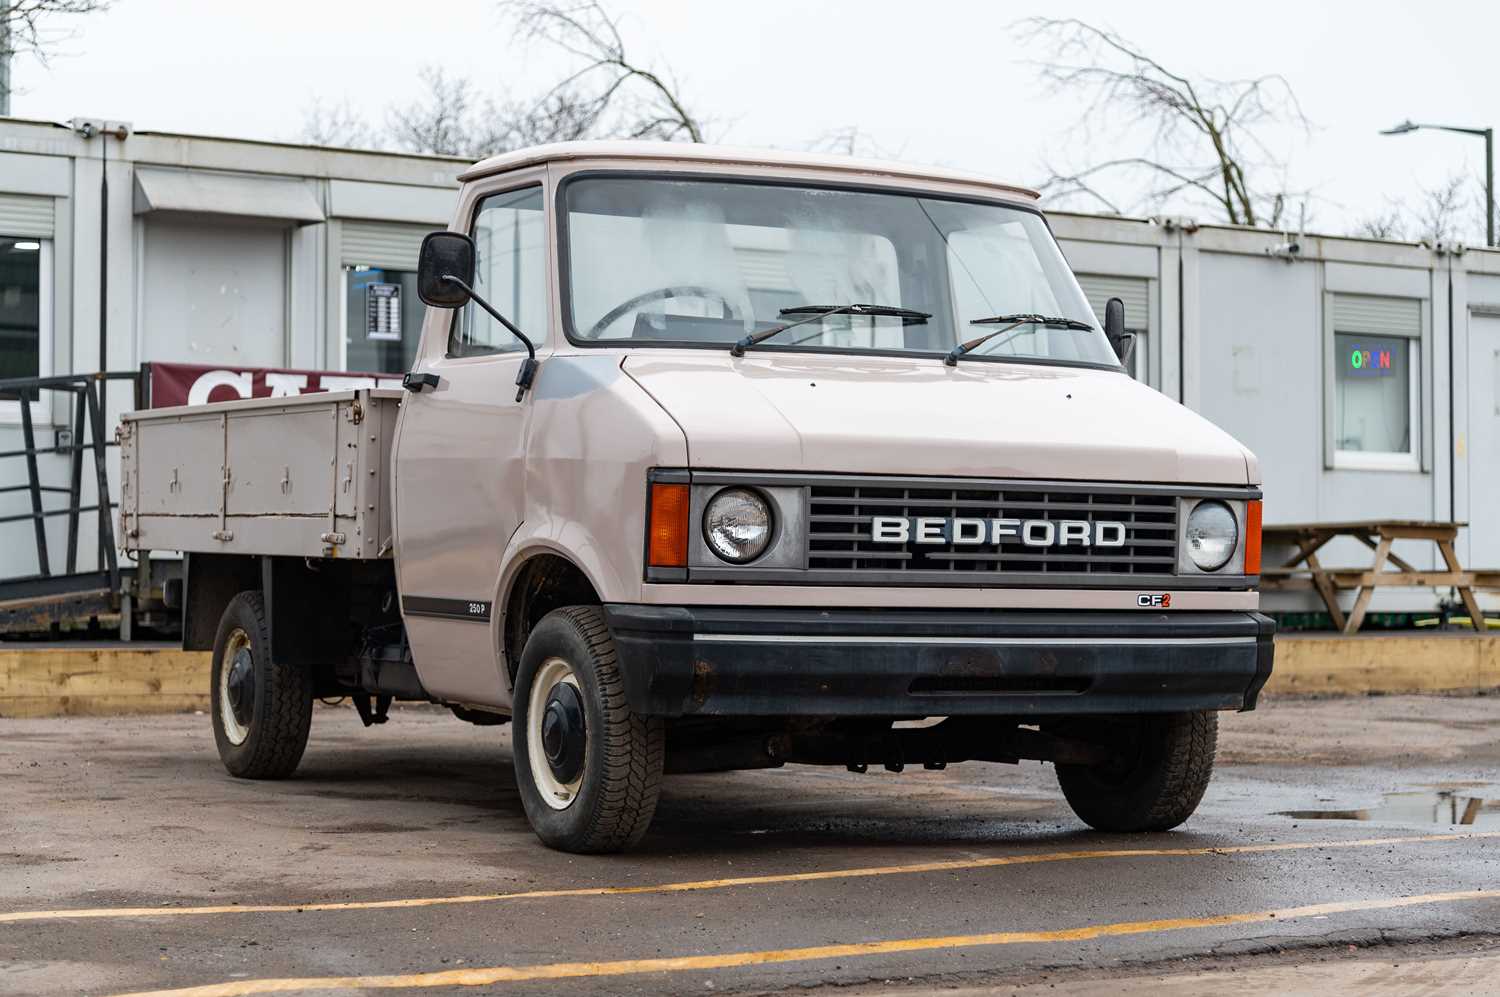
[499,546,604,688]
[186,554,397,688]
[183,553,261,651]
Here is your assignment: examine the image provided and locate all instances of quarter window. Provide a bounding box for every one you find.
[449,186,547,358]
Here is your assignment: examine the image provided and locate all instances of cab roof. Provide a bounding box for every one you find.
[459,141,1040,202]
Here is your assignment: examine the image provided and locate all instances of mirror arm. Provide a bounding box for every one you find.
[441,275,540,402]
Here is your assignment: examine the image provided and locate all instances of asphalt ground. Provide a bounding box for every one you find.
[2,696,1498,996]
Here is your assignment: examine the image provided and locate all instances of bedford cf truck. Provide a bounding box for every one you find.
[119,142,1273,854]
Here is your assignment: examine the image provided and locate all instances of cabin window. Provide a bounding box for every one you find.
[0,236,48,416]
[1329,294,1422,471]
[450,185,547,358]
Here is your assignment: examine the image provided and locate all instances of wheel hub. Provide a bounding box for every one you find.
[226,646,255,729]
[540,682,586,784]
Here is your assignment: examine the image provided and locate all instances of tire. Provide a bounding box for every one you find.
[511,606,665,853]
[209,591,313,780]
[1054,711,1217,832]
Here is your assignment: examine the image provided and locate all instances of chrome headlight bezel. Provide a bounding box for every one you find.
[1179,499,1241,573]
[684,479,805,573]
[702,487,776,564]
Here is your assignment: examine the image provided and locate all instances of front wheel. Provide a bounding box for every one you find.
[210,591,313,779]
[511,606,665,853]
[1054,711,1217,832]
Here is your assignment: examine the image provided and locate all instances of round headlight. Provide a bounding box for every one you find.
[703,488,773,564]
[1185,500,1238,571]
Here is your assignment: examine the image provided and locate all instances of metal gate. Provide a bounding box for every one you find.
[0,370,142,631]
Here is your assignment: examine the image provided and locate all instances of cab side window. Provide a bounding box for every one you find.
[449,186,546,358]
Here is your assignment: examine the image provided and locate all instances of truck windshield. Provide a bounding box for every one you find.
[561,176,1118,368]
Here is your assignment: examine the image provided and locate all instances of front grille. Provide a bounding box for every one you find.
[807,482,1178,579]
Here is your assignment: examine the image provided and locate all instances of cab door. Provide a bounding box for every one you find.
[391,176,550,704]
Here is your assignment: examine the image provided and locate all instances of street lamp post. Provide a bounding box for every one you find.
[1381,119,1495,247]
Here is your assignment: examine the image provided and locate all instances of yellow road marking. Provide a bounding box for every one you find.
[4,830,1496,926]
[110,888,1500,996]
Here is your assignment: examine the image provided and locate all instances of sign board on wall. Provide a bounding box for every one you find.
[366,283,402,341]
[147,362,403,408]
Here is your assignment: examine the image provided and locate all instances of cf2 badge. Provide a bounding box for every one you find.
[1136,593,1172,608]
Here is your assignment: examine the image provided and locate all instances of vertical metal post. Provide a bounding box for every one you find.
[65,386,86,573]
[18,390,50,577]
[83,379,119,588]
[1485,128,1494,248]
[99,135,109,419]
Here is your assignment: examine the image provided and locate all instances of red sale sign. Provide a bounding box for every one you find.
[146,362,403,409]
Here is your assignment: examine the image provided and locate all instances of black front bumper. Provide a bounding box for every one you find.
[604,606,1275,718]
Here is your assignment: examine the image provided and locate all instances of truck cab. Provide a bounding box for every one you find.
[126,142,1272,853]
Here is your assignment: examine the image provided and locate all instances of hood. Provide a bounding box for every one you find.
[623,352,1253,485]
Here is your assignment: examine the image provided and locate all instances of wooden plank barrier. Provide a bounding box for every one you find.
[0,646,211,718]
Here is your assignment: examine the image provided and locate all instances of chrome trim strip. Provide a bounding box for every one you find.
[689,470,1261,501]
[693,634,1257,647]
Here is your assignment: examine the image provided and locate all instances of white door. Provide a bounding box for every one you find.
[1469,313,1500,568]
[141,218,287,365]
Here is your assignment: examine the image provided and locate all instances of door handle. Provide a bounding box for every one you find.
[402,372,440,393]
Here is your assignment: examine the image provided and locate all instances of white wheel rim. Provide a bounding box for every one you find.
[528,656,584,810]
[219,627,252,746]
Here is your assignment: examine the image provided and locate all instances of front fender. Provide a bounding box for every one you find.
[482,353,688,701]
[521,353,687,602]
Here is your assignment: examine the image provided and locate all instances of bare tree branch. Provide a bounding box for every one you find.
[495,87,601,147]
[1350,173,1484,245]
[2,0,110,105]
[386,67,483,157]
[805,125,907,161]
[297,98,375,150]
[507,0,707,143]
[1412,174,1469,244]
[2,0,107,61]
[376,64,610,159]
[1014,17,1310,227]
[1353,207,1406,241]
[300,1,706,160]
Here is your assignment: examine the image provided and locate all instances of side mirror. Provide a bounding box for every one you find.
[414,229,541,403]
[1103,296,1135,367]
[417,231,477,308]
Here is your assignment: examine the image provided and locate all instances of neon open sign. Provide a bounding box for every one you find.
[1349,346,1396,376]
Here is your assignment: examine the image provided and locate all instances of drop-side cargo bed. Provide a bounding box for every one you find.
[118,389,400,560]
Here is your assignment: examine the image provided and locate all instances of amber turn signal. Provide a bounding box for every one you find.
[1244,499,1263,576]
[648,482,690,568]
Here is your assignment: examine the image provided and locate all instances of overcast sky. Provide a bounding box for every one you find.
[9,0,1497,241]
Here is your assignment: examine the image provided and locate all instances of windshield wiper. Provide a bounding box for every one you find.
[945,314,1097,366]
[730,303,931,357]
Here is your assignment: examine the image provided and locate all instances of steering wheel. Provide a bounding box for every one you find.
[584,285,743,340]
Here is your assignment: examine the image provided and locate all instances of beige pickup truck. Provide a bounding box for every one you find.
[120,142,1272,853]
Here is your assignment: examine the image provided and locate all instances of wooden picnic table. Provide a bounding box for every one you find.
[1260,520,1500,634]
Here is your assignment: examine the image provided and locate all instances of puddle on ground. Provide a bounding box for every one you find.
[1279,790,1499,829]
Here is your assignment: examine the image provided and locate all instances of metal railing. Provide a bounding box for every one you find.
[0,370,145,606]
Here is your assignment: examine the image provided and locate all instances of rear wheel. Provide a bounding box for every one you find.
[512,606,665,853]
[1054,711,1217,832]
[210,591,313,779]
